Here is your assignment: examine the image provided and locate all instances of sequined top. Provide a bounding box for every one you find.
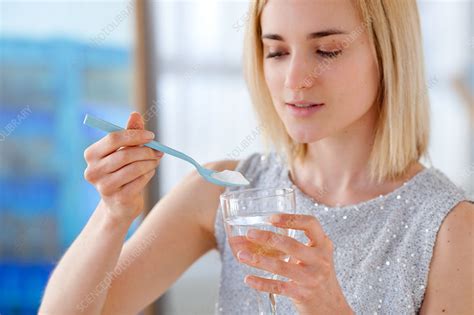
[214,151,472,315]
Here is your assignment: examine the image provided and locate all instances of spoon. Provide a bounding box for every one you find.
[83,114,250,187]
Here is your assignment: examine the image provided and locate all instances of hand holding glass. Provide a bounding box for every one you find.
[220,187,297,314]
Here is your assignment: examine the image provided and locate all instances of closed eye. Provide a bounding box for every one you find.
[317,50,342,58]
[265,51,288,59]
[265,50,343,59]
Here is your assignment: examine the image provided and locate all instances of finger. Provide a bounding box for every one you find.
[270,214,327,247]
[228,235,287,261]
[288,256,300,265]
[119,168,156,196]
[98,160,159,195]
[85,129,155,161]
[98,146,162,174]
[127,111,145,130]
[244,276,308,301]
[237,249,307,282]
[245,229,316,264]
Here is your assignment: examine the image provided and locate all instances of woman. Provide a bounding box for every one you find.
[40,0,473,314]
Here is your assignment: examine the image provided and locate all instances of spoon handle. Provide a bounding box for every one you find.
[83,114,201,169]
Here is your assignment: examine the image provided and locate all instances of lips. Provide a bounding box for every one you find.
[286,103,322,108]
[285,102,323,108]
[285,102,324,117]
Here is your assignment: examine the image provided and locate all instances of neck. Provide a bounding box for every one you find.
[290,106,382,205]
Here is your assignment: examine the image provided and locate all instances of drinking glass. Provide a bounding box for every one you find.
[220,187,297,314]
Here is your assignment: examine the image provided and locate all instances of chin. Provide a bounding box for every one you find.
[286,125,325,144]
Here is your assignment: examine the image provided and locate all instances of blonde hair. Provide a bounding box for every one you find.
[242,0,430,183]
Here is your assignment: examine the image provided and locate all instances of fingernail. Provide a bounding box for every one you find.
[247,229,258,240]
[144,131,155,139]
[270,214,281,224]
[155,150,164,157]
[237,250,251,261]
[244,276,254,284]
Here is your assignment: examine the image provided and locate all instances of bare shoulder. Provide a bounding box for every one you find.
[420,201,474,314]
[174,159,241,247]
[437,201,474,242]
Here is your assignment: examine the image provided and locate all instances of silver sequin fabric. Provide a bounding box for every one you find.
[213,151,472,315]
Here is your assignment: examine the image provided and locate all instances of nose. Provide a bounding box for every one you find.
[284,53,314,90]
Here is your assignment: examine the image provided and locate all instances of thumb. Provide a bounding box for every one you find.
[126,111,145,130]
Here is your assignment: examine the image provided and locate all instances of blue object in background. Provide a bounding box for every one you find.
[0,38,135,314]
[0,262,55,315]
[0,177,58,214]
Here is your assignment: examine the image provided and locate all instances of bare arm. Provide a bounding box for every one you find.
[40,112,162,314]
[419,201,474,315]
[40,158,236,315]
[100,159,237,314]
[39,111,239,315]
[40,201,136,314]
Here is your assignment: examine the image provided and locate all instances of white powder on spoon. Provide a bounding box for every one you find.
[211,170,250,186]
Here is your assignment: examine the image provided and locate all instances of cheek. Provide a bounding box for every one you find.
[264,63,284,94]
[324,49,379,114]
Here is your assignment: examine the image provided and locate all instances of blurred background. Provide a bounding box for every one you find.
[0,0,472,314]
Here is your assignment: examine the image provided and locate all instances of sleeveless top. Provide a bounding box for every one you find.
[213,151,472,315]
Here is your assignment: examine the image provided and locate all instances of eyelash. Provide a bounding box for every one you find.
[265,50,342,59]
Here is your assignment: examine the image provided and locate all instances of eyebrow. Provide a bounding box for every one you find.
[261,29,348,41]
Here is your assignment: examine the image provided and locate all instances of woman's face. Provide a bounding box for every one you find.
[261,0,380,144]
